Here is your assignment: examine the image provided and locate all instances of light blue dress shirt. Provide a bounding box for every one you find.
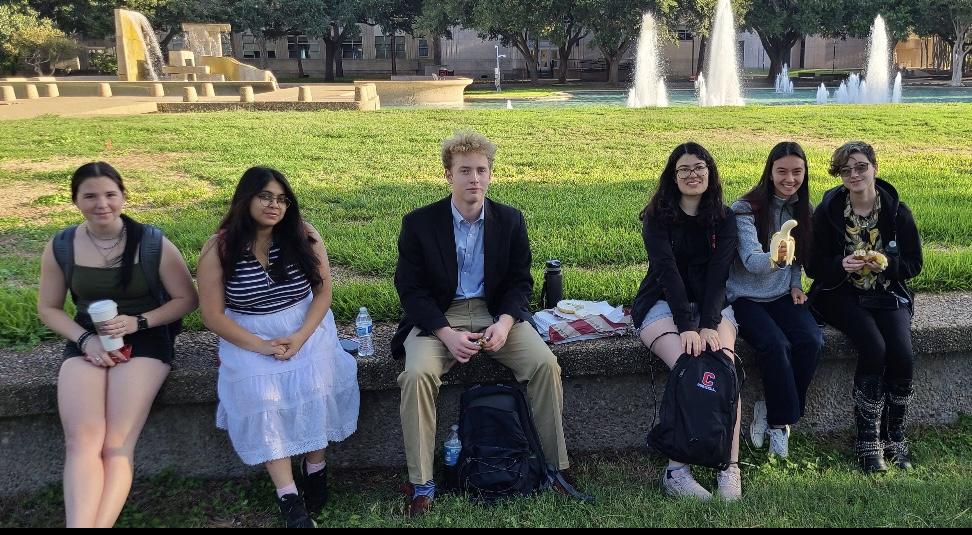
[451,201,486,299]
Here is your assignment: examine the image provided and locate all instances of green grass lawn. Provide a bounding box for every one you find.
[3,416,970,527]
[1,104,971,347]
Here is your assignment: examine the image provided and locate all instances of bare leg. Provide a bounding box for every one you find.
[639,316,683,369]
[58,358,108,528]
[94,358,170,528]
[266,457,296,490]
[305,448,326,466]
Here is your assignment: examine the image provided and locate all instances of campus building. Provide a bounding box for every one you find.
[224,24,932,82]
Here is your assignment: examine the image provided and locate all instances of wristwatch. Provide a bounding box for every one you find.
[136,315,149,331]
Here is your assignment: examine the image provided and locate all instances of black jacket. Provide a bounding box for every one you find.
[806,178,922,305]
[391,197,534,359]
[631,209,738,333]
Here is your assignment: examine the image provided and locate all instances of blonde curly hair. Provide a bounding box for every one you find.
[441,131,497,169]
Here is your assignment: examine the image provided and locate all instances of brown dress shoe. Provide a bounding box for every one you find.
[401,483,434,518]
[408,494,433,518]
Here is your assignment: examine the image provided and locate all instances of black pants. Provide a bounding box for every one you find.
[733,296,824,426]
[811,289,914,385]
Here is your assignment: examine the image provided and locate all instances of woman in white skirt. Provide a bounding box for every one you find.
[197,167,359,528]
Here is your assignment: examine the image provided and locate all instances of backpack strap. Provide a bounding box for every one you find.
[52,226,78,291]
[139,225,166,304]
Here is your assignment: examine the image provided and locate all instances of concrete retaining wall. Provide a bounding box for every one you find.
[1,292,969,497]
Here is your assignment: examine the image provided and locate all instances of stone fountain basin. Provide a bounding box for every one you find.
[363,77,473,107]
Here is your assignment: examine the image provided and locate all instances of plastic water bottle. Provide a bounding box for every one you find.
[444,425,461,467]
[355,307,374,357]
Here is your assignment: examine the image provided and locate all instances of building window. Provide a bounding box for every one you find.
[418,38,430,58]
[288,35,319,59]
[342,37,363,59]
[677,29,694,41]
[375,35,406,59]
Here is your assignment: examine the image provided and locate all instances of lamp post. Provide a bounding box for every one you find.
[495,45,506,91]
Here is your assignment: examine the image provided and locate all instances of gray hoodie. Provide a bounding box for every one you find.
[727,196,804,303]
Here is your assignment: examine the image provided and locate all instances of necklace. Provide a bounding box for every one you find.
[85,224,125,266]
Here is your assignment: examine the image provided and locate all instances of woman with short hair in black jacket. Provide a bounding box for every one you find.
[806,141,923,473]
[632,142,740,501]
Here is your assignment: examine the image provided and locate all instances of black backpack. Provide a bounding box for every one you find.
[647,348,741,471]
[455,384,551,503]
[52,223,182,338]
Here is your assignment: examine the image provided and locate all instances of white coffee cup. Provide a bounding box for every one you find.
[88,299,124,351]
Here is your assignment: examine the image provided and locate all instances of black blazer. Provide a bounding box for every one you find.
[391,196,534,359]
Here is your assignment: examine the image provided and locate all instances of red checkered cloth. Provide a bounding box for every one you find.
[547,314,631,344]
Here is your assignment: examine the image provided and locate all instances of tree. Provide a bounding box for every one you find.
[546,1,589,84]
[742,1,823,82]
[911,0,972,86]
[415,0,460,66]
[362,0,423,76]
[0,1,77,75]
[457,0,558,82]
[318,1,365,81]
[578,0,673,85]
[229,0,286,70]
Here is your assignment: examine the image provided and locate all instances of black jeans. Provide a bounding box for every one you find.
[733,296,824,426]
[811,289,914,385]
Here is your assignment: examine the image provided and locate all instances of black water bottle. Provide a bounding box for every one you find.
[540,259,563,309]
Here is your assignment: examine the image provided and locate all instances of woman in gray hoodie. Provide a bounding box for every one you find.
[727,142,823,459]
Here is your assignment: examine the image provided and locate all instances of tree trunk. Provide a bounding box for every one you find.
[297,56,305,77]
[951,43,965,86]
[336,54,344,78]
[259,38,268,70]
[608,54,621,84]
[324,40,336,81]
[558,45,569,84]
[159,28,179,58]
[390,36,398,76]
[433,36,442,65]
[696,37,707,76]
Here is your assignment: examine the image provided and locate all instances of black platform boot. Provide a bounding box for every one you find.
[881,382,914,470]
[853,375,888,473]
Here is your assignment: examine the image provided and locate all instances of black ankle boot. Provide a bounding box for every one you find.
[299,458,329,516]
[277,493,316,528]
[882,382,914,470]
[853,375,888,473]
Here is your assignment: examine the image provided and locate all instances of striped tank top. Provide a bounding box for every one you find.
[225,243,311,315]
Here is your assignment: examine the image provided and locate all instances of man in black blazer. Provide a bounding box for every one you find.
[394,132,584,516]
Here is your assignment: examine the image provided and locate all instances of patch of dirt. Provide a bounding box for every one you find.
[0,151,194,175]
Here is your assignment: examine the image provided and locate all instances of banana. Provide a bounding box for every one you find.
[857,250,888,274]
[769,219,798,267]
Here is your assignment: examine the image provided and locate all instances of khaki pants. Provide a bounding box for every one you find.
[397,298,569,484]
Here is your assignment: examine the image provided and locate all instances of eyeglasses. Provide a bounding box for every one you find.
[676,164,708,180]
[838,162,871,178]
[256,192,292,208]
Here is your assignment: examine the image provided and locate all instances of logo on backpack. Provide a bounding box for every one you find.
[697,371,716,392]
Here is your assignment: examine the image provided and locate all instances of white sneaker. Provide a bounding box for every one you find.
[750,400,768,448]
[768,426,790,458]
[661,466,712,500]
[716,465,742,501]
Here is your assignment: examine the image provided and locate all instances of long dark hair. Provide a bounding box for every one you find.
[641,142,727,227]
[739,142,813,264]
[217,167,322,288]
[71,162,144,289]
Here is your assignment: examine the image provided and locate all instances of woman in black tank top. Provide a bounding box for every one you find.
[37,162,198,527]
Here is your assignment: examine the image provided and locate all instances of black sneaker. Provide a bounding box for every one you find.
[277,493,316,528]
[299,458,329,516]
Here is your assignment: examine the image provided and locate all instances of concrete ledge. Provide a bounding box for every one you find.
[156,101,364,113]
[1,292,970,496]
